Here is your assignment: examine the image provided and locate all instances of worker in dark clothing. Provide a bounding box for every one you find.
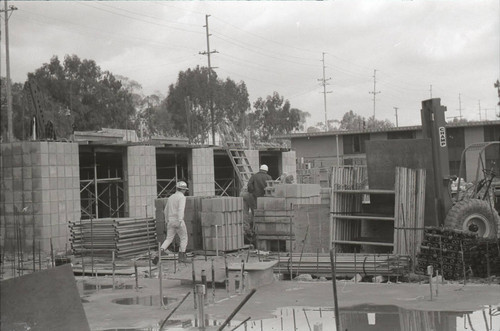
[247,164,272,213]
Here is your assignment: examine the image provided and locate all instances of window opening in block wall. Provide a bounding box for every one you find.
[214,152,238,196]
[156,150,188,198]
[79,147,125,219]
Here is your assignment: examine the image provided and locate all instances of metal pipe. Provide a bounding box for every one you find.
[192,259,197,309]
[158,243,163,306]
[230,316,251,331]
[112,250,115,290]
[212,258,216,303]
[217,288,257,331]
[196,284,206,328]
[329,247,341,331]
[224,253,229,295]
[201,269,207,301]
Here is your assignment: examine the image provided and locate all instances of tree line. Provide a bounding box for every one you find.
[1,54,404,142]
[0,54,311,143]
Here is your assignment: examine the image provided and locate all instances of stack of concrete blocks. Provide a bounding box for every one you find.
[126,146,157,218]
[0,141,81,255]
[201,197,244,252]
[154,196,204,251]
[190,148,215,196]
[254,183,321,252]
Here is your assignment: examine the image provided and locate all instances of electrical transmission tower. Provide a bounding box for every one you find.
[369,69,381,119]
[199,14,218,145]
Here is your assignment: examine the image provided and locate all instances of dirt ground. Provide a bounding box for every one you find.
[80,255,500,330]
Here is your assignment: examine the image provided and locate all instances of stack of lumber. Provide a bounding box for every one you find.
[70,217,156,257]
[393,167,426,261]
[274,253,410,277]
[416,227,476,280]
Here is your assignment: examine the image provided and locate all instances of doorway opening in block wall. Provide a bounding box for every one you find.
[259,152,281,180]
[214,150,239,197]
[79,146,126,219]
[156,149,189,198]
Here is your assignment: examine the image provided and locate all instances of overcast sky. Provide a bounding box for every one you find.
[3,0,500,128]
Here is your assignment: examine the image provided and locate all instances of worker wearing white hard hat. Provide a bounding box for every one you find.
[154,181,190,264]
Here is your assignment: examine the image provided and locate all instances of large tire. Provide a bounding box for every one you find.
[444,199,500,239]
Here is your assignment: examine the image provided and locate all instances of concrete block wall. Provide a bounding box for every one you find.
[190,148,215,196]
[201,197,244,251]
[126,146,157,218]
[0,141,80,254]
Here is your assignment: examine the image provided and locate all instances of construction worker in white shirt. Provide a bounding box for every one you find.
[153,181,190,264]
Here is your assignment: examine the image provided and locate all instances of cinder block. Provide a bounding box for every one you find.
[23,154,31,166]
[48,142,57,154]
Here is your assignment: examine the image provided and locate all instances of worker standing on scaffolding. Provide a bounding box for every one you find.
[153,181,190,264]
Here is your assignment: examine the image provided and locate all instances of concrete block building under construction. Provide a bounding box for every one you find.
[0,134,296,256]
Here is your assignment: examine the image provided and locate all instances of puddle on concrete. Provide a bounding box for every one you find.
[112,295,178,306]
[235,304,500,331]
[96,304,500,330]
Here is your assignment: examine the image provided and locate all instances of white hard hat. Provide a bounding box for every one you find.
[176,181,189,190]
[260,164,268,172]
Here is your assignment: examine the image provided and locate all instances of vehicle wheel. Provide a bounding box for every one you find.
[444,199,500,239]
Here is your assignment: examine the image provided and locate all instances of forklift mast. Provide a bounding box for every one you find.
[420,98,453,225]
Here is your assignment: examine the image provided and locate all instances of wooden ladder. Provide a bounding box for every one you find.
[218,122,255,188]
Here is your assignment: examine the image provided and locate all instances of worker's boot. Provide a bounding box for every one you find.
[178,251,190,263]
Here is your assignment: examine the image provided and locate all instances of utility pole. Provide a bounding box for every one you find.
[318,52,332,131]
[457,93,463,119]
[369,69,380,119]
[199,14,218,145]
[1,0,17,142]
[429,85,432,98]
[478,100,482,121]
[317,53,339,166]
[393,107,399,127]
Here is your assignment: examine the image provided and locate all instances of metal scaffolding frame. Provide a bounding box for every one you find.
[80,147,125,219]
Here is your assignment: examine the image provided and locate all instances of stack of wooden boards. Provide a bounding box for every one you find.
[416,227,500,280]
[69,217,156,257]
[155,196,244,252]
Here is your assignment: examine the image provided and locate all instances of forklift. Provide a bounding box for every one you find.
[421,99,499,238]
